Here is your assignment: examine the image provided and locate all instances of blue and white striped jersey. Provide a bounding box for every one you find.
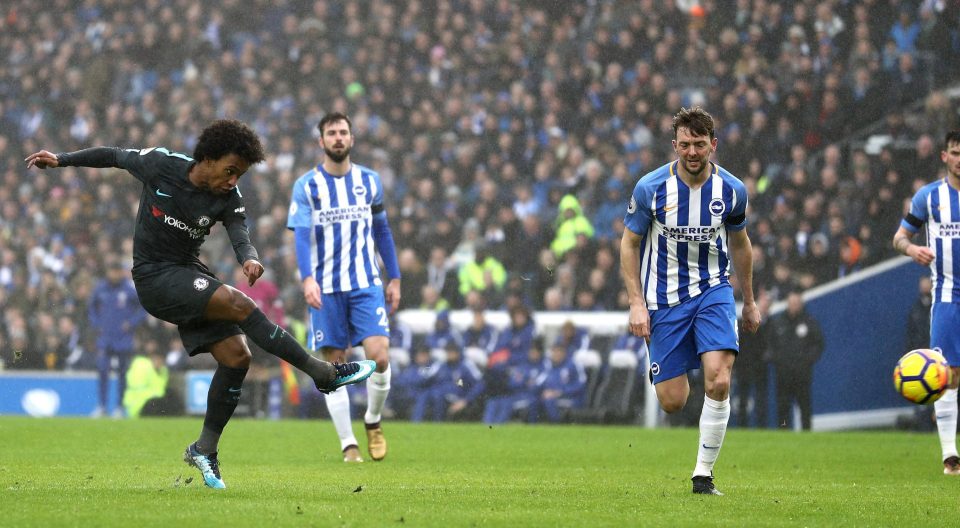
[623,160,748,310]
[901,179,960,303]
[287,163,384,294]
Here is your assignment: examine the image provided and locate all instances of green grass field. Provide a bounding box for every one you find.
[0,417,957,527]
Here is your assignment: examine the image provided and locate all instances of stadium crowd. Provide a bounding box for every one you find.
[2,0,960,422]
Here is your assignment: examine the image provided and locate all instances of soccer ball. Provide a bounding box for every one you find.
[893,349,952,404]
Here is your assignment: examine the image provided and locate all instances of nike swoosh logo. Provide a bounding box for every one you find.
[663,203,677,212]
[702,444,719,450]
[937,415,950,420]
[155,188,172,198]
[270,325,281,339]
[228,387,241,393]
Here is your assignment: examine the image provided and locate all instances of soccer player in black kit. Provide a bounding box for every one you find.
[25,120,375,489]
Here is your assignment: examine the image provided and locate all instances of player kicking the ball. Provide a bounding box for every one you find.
[288,113,400,463]
[620,107,760,495]
[25,120,375,489]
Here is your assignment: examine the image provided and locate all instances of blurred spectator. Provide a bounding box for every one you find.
[88,258,147,418]
[397,248,425,309]
[410,342,484,422]
[483,338,547,425]
[734,292,772,428]
[554,320,592,357]
[528,342,587,423]
[462,307,499,357]
[390,346,434,420]
[424,310,463,360]
[457,244,507,304]
[768,291,824,431]
[123,340,181,418]
[889,8,920,55]
[837,236,863,278]
[388,311,414,359]
[492,304,536,365]
[550,195,595,260]
[420,283,451,312]
[425,246,459,309]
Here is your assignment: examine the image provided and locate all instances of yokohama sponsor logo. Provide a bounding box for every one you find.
[151,205,205,239]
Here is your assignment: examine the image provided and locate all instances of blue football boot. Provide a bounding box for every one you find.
[183,442,226,489]
[317,360,376,394]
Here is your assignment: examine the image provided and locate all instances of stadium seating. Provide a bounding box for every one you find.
[570,349,638,424]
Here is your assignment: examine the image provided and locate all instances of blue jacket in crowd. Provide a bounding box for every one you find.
[389,316,414,352]
[554,326,592,357]
[507,356,548,400]
[536,358,588,406]
[463,322,499,354]
[425,311,464,351]
[88,277,146,353]
[495,321,535,364]
[426,357,485,404]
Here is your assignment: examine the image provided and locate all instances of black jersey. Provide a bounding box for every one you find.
[57,146,258,276]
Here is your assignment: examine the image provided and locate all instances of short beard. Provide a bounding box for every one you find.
[324,146,350,163]
[682,159,706,177]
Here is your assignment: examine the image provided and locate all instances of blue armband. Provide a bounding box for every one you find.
[372,212,401,280]
[294,227,314,281]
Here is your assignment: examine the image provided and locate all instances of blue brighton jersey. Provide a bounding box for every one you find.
[623,160,748,310]
[901,179,960,303]
[287,163,384,294]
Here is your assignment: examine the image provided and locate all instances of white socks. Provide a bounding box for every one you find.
[693,395,730,478]
[324,366,392,451]
[364,365,391,425]
[323,386,357,451]
[935,388,959,460]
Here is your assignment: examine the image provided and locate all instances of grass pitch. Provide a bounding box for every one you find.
[0,416,956,527]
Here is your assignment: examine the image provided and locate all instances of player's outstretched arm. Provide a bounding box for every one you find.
[26,147,128,171]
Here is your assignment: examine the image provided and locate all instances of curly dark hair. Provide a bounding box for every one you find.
[193,119,266,165]
[672,107,715,140]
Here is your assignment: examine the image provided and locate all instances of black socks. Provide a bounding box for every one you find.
[238,308,334,387]
[197,365,247,454]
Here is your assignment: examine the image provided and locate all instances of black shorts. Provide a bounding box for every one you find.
[133,264,242,355]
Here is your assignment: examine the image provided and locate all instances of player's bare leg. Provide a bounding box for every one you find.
[936,366,960,475]
[691,350,735,496]
[321,347,362,462]
[361,335,391,461]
